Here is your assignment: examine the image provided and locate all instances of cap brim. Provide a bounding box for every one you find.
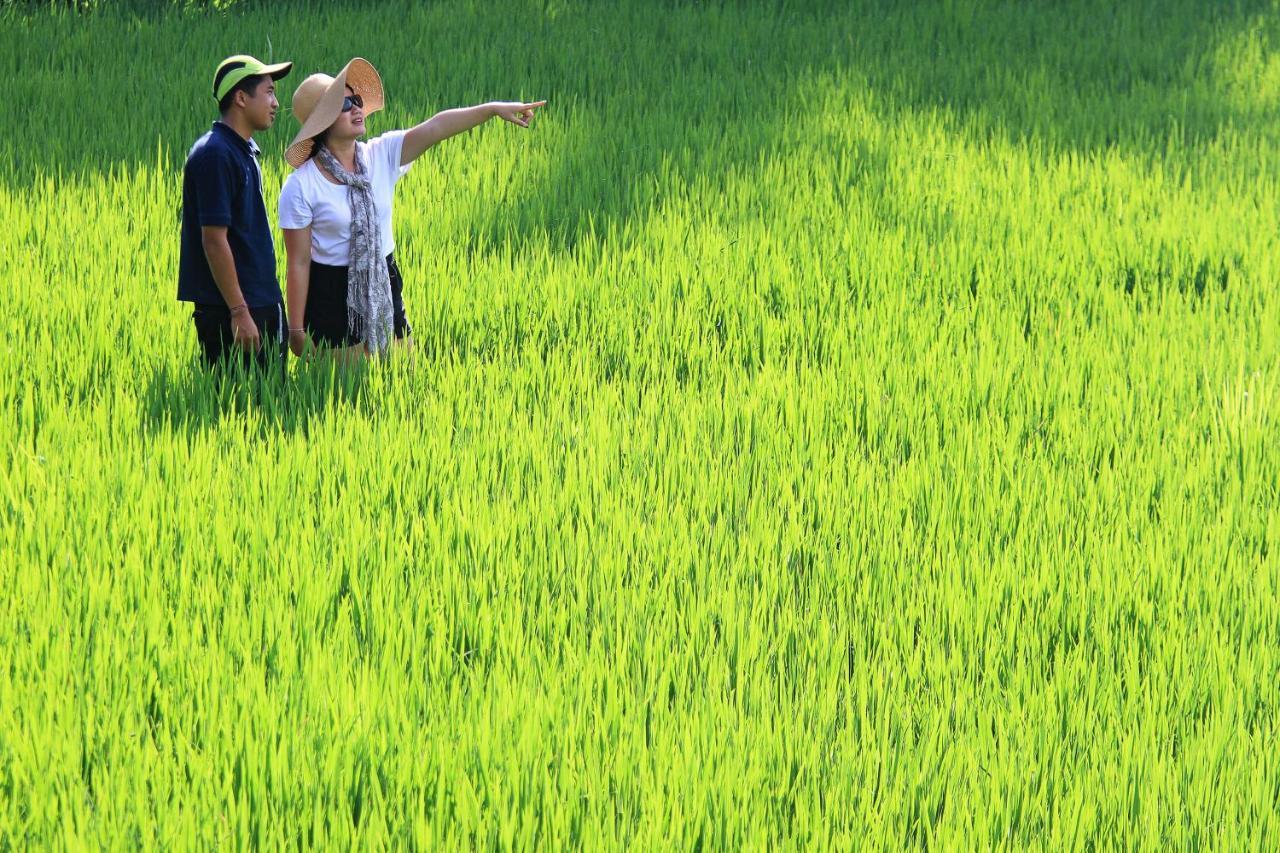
[260,61,293,80]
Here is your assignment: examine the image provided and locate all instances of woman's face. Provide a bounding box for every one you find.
[328,85,366,140]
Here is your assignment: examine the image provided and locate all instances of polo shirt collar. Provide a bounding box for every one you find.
[211,121,260,157]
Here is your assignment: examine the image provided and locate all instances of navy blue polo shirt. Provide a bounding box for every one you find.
[177,122,281,307]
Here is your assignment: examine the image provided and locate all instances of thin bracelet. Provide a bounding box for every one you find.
[228,303,249,316]
[288,327,305,333]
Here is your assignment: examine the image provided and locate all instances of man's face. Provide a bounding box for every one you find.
[240,77,279,131]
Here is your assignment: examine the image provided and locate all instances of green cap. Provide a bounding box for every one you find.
[213,54,293,102]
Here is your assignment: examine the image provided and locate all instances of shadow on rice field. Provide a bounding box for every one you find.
[5,0,1272,196]
[139,356,371,438]
[851,0,1276,153]
[443,0,1273,258]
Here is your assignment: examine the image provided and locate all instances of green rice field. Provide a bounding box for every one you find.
[2,0,1279,846]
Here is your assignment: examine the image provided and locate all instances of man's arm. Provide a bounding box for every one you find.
[400,101,546,166]
[201,225,260,351]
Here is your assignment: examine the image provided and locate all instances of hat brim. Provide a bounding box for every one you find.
[260,61,294,81]
[285,58,384,169]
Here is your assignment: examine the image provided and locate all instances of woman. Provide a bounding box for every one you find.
[279,57,544,358]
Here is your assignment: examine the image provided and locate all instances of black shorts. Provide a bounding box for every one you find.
[191,301,287,373]
[305,253,412,348]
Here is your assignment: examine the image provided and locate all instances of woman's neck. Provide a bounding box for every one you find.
[325,138,358,171]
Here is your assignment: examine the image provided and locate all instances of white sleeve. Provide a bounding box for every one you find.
[368,130,412,181]
[278,173,312,229]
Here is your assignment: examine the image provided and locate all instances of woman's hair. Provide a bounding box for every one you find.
[308,129,330,160]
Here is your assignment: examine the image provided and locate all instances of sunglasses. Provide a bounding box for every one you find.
[342,93,364,113]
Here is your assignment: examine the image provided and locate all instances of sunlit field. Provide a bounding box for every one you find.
[2,0,1279,846]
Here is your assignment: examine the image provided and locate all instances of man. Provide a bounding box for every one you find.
[178,55,293,372]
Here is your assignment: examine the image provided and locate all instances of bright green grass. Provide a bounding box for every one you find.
[2,0,1280,846]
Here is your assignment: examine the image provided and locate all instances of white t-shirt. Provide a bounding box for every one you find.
[278,130,412,266]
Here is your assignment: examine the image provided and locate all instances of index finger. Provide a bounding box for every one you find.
[524,100,548,109]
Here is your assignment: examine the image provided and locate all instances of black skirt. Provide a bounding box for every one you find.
[305,253,412,348]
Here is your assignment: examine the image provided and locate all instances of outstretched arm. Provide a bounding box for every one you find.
[400,100,547,166]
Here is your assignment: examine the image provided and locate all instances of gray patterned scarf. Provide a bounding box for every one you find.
[315,145,393,354]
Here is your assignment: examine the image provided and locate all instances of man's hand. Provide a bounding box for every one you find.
[230,309,261,351]
[492,101,546,128]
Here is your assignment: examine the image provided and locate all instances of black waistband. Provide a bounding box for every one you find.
[193,300,283,316]
[311,252,395,273]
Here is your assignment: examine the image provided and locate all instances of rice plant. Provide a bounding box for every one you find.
[1,0,1278,846]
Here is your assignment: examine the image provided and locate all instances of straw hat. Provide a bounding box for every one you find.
[285,57,385,168]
